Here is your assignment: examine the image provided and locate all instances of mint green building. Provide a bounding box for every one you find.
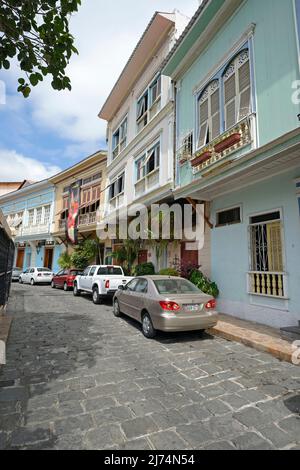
[163,0,300,328]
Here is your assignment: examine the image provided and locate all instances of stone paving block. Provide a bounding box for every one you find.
[94,406,133,425]
[57,390,86,403]
[53,414,94,436]
[11,425,51,447]
[148,430,189,450]
[0,386,28,402]
[54,432,86,450]
[129,398,166,417]
[117,437,152,450]
[204,415,246,439]
[205,399,232,416]
[277,416,300,436]
[83,396,116,413]
[202,440,236,450]
[233,406,265,427]
[232,432,273,450]
[178,403,211,423]
[259,424,294,449]
[151,409,186,430]
[86,423,124,449]
[58,400,85,418]
[0,431,8,450]
[175,423,214,448]
[121,416,158,439]
[220,393,250,410]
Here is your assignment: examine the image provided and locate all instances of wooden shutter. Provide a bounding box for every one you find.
[224,73,236,129]
[211,88,220,139]
[238,60,251,119]
[198,98,209,147]
[267,221,283,272]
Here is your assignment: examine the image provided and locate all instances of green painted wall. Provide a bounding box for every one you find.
[176,0,300,186]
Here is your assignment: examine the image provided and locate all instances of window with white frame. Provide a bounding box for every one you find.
[112,117,128,159]
[197,47,252,150]
[248,211,286,298]
[28,209,34,226]
[109,173,125,201]
[137,75,161,132]
[135,141,160,182]
[223,49,251,130]
[198,80,220,148]
[44,205,51,225]
[35,207,43,225]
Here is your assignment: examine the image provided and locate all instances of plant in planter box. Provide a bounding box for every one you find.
[189,269,219,298]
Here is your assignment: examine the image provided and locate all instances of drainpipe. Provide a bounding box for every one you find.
[172,80,177,189]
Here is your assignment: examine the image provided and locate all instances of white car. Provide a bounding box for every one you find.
[73,265,133,304]
[19,267,54,285]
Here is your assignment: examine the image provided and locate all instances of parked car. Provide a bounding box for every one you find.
[19,267,54,285]
[12,267,23,282]
[51,269,83,291]
[113,276,218,339]
[73,265,133,304]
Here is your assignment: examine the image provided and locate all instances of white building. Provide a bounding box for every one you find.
[99,11,190,270]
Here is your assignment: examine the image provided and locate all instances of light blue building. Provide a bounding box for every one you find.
[163,0,300,328]
[0,180,62,273]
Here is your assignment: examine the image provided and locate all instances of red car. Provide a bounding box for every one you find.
[51,269,83,291]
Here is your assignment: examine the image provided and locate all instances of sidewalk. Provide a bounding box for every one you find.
[208,314,296,364]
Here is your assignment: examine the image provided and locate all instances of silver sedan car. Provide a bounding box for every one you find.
[113,276,218,338]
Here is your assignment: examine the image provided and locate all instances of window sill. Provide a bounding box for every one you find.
[248,292,289,301]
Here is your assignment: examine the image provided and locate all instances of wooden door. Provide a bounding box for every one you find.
[44,248,53,270]
[16,249,24,269]
[138,250,148,264]
[181,242,199,267]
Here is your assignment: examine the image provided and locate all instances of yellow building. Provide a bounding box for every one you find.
[49,151,107,261]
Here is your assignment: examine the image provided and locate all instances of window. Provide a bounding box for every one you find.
[198,80,220,148]
[154,279,200,295]
[109,173,125,200]
[97,267,123,275]
[135,142,160,182]
[36,208,42,225]
[112,117,128,159]
[28,210,34,226]
[137,75,161,132]
[135,279,148,293]
[126,279,140,291]
[44,206,51,225]
[216,207,241,226]
[89,267,96,276]
[196,47,252,150]
[249,211,285,298]
[223,49,251,130]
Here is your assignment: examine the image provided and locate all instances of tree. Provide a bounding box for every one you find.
[0,0,81,97]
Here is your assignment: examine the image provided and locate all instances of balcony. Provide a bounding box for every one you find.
[185,116,254,176]
[78,212,97,226]
[248,271,287,299]
[135,168,160,198]
[20,224,50,236]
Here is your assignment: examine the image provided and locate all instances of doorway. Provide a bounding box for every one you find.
[181,242,199,268]
[138,250,148,264]
[16,249,25,269]
[44,248,53,269]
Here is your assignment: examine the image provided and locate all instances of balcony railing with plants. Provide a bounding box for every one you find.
[181,115,253,175]
[78,212,97,226]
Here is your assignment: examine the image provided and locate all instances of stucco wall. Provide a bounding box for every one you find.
[211,167,300,328]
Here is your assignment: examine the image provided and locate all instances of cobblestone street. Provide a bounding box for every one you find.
[0,284,299,450]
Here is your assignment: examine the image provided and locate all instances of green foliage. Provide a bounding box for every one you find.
[189,270,219,298]
[70,239,99,270]
[0,0,81,97]
[112,239,141,274]
[159,268,180,277]
[57,251,72,269]
[70,251,89,270]
[134,262,155,276]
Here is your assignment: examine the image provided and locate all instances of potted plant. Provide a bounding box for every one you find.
[214,132,241,153]
[191,150,212,167]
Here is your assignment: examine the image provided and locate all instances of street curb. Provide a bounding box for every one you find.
[208,321,294,364]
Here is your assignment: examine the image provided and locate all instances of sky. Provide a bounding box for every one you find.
[0,0,199,182]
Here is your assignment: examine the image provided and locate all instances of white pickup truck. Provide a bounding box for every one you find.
[73,265,133,304]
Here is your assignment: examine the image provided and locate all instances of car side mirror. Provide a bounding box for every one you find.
[118,285,125,290]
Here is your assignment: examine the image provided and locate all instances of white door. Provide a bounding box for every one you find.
[85,266,97,291]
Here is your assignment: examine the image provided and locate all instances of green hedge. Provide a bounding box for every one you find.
[134,262,155,276]
[189,270,219,298]
[159,268,180,277]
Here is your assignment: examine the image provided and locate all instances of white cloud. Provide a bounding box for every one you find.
[0,149,61,181]
[4,0,198,151]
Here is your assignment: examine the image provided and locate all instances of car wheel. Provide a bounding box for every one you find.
[92,287,102,305]
[73,283,81,297]
[30,278,35,286]
[63,282,69,292]
[113,299,122,317]
[142,312,156,339]
[51,281,56,289]
[19,277,23,284]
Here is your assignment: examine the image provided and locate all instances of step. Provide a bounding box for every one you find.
[280,326,300,342]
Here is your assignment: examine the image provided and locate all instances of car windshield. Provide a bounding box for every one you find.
[37,268,51,272]
[70,270,82,275]
[97,267,123,275]
[154,279,201,295]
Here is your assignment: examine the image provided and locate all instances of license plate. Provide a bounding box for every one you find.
[184,304,201,312]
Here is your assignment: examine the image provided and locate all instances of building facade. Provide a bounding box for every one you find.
[0,180,62,272]
[99,11,195,272]
[50,151,107,261]
[162,0,300,328]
